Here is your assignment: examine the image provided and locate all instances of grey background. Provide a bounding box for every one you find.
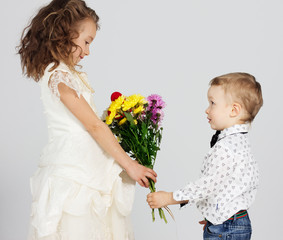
[1,0,282,239]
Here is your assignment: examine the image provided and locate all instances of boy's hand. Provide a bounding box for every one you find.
[146,191,173,208]
[199,220,207,231]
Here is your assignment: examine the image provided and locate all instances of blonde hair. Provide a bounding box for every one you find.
[17,0,99,82]
[210,72,263,122]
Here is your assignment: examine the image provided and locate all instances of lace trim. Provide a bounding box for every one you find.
[48,70,82,100]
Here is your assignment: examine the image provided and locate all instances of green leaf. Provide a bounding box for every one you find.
[124,112,135,126]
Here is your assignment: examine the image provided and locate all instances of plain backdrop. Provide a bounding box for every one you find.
[1,0,283,239]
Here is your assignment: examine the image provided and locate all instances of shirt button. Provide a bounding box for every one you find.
[218,234,222,238]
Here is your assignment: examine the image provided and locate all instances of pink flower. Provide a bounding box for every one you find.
[146,94,166,109]
[146,94,165,125]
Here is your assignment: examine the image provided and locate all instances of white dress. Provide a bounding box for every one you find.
[28,62,135,240]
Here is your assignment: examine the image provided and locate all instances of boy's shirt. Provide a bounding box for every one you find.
[173,124,259,225]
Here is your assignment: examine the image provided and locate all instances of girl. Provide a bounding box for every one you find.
[18,0,157,239]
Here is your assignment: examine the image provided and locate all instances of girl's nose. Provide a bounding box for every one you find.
[85,47,90,56]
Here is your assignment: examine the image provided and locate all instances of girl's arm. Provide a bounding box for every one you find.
[147,191,189,208]
[57,82,157,187]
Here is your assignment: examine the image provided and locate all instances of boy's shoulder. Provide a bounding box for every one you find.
[206,134,250,165]
[220,133,249,149]
[206,124,250,159]
[217,125,250,155]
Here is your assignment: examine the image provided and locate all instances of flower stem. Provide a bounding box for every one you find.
[148,179,168,223]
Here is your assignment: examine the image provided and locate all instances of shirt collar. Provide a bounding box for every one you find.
[218,123,250,140]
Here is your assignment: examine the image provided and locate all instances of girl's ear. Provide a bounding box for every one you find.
[230,102,242,118]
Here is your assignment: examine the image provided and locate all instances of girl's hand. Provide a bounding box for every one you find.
[199,220,207,231]
[125,160,157,188]
[147,191,173,208]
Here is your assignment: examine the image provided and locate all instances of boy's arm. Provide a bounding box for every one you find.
[147,191,189,209]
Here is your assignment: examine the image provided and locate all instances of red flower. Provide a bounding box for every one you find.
[111,92,122,101]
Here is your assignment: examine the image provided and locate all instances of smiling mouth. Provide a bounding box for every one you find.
[80,56,84,59]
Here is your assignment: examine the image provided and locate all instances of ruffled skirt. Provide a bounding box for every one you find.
[27,132,135,240]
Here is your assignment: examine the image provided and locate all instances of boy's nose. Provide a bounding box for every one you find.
[205,107,209,114]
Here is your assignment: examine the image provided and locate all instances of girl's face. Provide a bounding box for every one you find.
[72,18,97,64]
[205,85,234,131]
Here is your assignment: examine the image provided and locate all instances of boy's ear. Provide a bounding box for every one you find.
[230,103,242,117]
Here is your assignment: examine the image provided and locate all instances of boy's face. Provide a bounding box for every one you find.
[205,85,234,131]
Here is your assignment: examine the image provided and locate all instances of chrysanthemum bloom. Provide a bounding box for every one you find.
[106,110,117,125]
[147,94,166,109]
[118,117,127,125]
[146,94,166,125]
[133,105,144,114]
[106,95,125,124]
[123,94,146,111]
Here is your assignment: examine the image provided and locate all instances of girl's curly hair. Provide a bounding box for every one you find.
[17,0,99,81]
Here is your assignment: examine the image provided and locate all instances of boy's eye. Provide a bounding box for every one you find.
[211,101,215,105]
[85,41,90,45]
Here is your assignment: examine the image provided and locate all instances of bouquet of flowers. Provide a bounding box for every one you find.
[104,91,171,223]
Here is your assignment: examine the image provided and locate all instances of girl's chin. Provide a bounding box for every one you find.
[73,58,81,64]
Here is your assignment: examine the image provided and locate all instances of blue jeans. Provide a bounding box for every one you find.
[203,213,252,240]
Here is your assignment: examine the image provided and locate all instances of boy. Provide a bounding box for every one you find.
[147,73,263,239]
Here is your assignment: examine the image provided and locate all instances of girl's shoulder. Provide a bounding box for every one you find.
[40,62,76,86]
[41,62,83,100]
[44,62,73,78]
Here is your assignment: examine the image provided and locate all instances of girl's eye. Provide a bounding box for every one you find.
[211,101,215,105]
[85,41,90,45]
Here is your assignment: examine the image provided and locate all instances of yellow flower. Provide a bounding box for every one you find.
[109,95,124,112]
[118,117,127,125]
[106,96,125,125]
[105,117,112,125]
[133,105,144,114]
[134,120,138,125]
[106,112,115,124]
[123,94,146,111]
[114,113,123,119]
[139,98,148,105]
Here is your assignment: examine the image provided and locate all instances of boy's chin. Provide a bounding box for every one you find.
[210,125,222,131]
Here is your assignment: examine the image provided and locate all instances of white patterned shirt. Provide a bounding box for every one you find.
[173,124,259,224]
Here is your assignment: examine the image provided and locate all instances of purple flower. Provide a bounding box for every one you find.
[146,94,166,109]
[146,94,166,125]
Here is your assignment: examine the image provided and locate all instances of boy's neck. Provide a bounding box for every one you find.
[219,121,247,131]
[222,121,247,131]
